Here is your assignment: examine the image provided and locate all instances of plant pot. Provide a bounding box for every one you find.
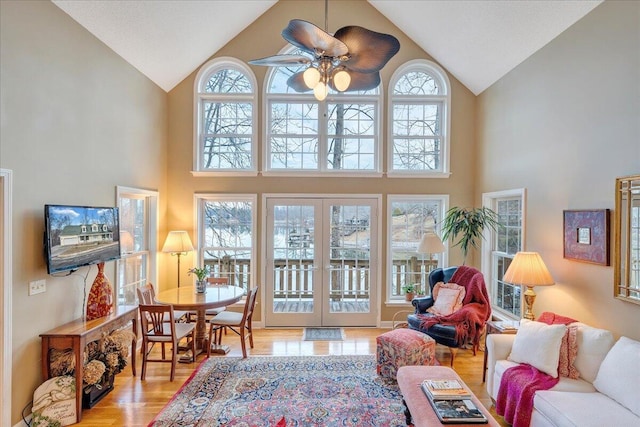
[196,280,207,293]
[405,292,415,302]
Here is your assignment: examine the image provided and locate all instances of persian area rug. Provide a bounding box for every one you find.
[303,327,344,341]
[149,355,407,427]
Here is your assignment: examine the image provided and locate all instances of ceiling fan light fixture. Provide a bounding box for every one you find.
[333,69,351,92]
[313,81,328,101]
[303,66,321,89]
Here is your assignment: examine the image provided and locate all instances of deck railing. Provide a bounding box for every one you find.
[204,257,438,298]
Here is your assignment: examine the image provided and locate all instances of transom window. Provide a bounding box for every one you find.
[264,48,382,175]
[389,60,450,177]
[194,57,257,175]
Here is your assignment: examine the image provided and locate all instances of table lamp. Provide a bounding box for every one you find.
[162,231,194,287]
[502,251,554,320]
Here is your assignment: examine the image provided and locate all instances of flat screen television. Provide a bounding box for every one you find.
[44,204,121,274]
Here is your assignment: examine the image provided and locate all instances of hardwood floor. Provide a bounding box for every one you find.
[75,328,508,426]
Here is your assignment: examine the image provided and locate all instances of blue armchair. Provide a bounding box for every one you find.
[407,266,490,366]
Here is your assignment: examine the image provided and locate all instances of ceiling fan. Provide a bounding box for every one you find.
[249,0,400,101]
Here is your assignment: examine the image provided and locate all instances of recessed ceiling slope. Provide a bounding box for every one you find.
[369,0,603,95]
[52,0,277,92]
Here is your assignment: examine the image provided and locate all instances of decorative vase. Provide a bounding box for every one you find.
[196,280,207,294]
[86,262,114,320]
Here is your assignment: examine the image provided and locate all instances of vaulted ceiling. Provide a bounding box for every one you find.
[51,0,602,95]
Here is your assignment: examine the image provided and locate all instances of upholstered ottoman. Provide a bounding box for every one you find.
[376,328,436,379]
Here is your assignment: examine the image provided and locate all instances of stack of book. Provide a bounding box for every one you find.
[421,379,488,424]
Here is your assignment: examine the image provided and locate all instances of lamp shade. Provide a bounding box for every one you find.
[503,252,554,286]
[162,231,194,254]
[417,230,446,254]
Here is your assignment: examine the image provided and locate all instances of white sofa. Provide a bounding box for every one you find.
[486,322,640,427]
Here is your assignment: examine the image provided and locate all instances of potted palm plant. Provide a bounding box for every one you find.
[188,266,209,293]
[402,283,418,301]
[441,206,500,265]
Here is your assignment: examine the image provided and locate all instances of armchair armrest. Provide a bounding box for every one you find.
[412,296,434,313]
[486,333,517,398]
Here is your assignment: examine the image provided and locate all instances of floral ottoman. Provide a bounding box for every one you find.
[376,328,436,379]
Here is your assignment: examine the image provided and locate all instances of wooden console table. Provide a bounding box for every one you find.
[40,305,138,422]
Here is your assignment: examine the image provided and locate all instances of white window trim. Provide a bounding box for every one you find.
[385,194,449,305]
[261,46,384,176]
[482,188,526,320]
[116,186,159,297]
[1,168,13,427]
[192,57,258,176]
[194,193,257,292]
[387,59,451,178]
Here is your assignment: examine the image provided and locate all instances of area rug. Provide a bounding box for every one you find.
[149,355,407,426]
[303,327,344,341]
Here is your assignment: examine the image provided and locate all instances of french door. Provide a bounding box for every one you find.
[265,196,379,327]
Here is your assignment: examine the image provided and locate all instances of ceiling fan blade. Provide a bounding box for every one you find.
[334,26,400,73]
[329,70,381,92]
[248,55,311,67]
[287,72,312,93]
[282,19,349,58]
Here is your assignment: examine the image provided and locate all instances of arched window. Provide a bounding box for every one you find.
[389,60,451,177]
[194,57,258,175]
[264,47,383,175]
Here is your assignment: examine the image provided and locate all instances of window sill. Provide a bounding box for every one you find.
[386,171,452,179]
[191,170,259,178]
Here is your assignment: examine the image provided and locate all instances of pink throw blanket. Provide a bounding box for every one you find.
[496,313,578,427]
[417,266,491,348]
[496,365,558,427]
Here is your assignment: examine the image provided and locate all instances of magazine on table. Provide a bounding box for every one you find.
[426,398,489,424]
[421,379,471,399]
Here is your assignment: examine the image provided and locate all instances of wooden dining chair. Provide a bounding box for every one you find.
[185,277,229,324]
[137,283,189,322]
[138,303,196,381]
[207,286,259,358]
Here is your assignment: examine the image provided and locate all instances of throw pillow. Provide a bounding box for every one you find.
[508,319,567,378]
[427,282,465,316]
[593,337,640,418]
[558,325,580,379]
[572,323,615,383]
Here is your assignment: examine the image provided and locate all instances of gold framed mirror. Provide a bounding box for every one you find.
[614,174,640,304]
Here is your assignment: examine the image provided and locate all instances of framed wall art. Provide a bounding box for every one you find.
[563,209,610,266]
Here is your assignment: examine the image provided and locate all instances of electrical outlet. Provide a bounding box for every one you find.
[29,280,46,295]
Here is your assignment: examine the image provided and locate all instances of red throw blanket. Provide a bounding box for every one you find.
[495,313,578,427]
[417,266,491,348]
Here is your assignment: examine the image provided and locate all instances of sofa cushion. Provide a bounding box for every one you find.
[593,336,640,417]
[508,319,566,377]
[572,322,615,383]
[533,390,639,427]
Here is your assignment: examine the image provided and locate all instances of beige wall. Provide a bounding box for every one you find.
[165,0,477,323]
[0,1,168,423]
[477,0,639,340]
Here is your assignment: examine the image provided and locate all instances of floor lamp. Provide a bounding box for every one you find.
[502,251,555,320]
[162,231,194,288]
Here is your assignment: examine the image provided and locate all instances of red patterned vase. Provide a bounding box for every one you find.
[86,262,113,320]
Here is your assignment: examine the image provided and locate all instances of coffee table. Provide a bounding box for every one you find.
[397,365,501,426]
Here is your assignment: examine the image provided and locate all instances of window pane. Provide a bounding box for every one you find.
[119,197,145,253]
[389,198,443,298]
[205,68,252,93]
[394,71,440,95]
[201,199,254,292]
[392,138,440,171]
[118,254,147,305]
[394,103,440,136]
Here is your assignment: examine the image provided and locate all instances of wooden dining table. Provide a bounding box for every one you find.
[155,285,245,361]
